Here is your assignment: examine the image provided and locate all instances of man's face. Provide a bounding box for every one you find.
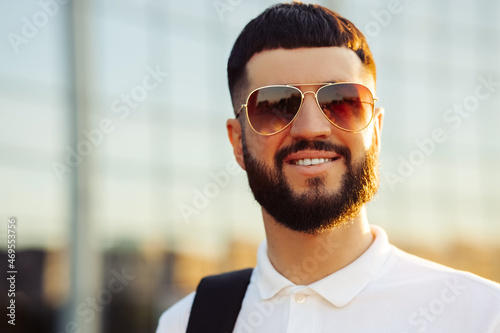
[227,47,384,234]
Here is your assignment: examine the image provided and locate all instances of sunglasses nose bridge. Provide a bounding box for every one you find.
[298,90,322,115]
[301,90,317,98]
[288,91,333,139]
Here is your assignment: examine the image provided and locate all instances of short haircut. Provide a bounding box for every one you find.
[227,3,376,113]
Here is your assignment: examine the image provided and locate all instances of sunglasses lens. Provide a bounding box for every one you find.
[246,86,301,135]
[317,83,374,131]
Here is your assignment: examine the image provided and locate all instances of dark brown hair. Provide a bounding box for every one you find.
[227,3,376,113]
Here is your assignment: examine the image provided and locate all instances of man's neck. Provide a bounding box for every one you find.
[263,208,374,285]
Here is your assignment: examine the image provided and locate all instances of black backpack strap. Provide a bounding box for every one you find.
[186,268,253,333]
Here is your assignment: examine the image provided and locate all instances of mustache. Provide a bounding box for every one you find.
[274,140,352,168]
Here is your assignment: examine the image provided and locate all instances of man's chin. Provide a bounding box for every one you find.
[243,135,380,235]
[282,164,345,191]
[285,177,343,199]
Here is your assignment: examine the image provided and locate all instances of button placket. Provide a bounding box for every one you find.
[287,288,315,333]
[295,293,306,304]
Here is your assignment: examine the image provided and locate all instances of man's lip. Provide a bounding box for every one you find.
[283,150,341,163]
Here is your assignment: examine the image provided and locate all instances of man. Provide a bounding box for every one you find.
[157,3,500,332]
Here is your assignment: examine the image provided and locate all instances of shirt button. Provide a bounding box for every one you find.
[295,293,306,304]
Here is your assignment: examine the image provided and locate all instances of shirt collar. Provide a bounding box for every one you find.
[253,224,392,307]
[253,239,295,300]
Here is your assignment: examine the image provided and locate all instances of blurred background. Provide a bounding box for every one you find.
[1,0,499,332]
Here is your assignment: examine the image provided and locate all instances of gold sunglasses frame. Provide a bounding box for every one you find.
[236,82,379,136]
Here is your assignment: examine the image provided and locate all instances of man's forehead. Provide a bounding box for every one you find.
[245,47,374,92]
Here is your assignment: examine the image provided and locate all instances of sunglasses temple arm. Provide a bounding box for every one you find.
[236,105,246,117]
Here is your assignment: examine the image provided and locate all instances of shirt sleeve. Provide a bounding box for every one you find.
[155,292,195,333]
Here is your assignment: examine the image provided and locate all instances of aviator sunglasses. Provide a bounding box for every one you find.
[236,82,378,135]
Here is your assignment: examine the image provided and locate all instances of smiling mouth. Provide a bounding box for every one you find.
[290,157,340,166]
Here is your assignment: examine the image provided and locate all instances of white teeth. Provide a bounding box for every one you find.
[293,158,332,166]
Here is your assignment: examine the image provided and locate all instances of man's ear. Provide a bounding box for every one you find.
[227,118,246,170]
[373,107,384,153]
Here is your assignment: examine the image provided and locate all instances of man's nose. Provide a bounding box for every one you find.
[289,92,333,140]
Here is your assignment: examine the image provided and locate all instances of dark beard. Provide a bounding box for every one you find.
[242,134,379,234]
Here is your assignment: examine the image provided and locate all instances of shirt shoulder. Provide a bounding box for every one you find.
[370,246,500,332]
[386,246,500,315]
[391,245,500,295]
[155,292,195,333]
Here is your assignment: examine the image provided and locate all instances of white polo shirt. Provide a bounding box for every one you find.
[156,225,500,332]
